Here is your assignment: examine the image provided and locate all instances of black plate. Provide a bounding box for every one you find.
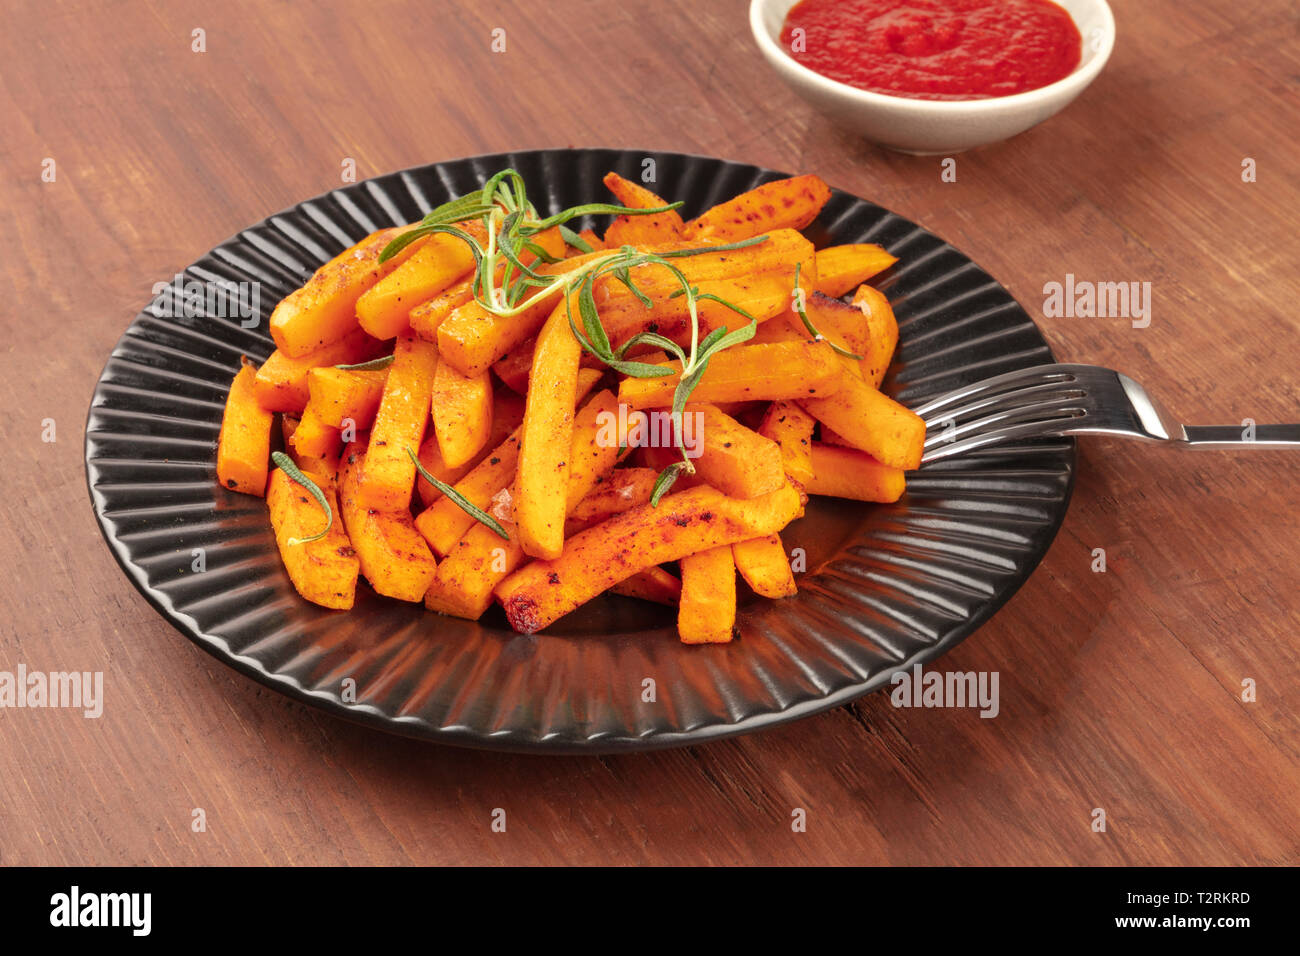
[85,148,1074,753]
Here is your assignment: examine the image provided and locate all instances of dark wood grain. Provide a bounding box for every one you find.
[1,0,1297,866]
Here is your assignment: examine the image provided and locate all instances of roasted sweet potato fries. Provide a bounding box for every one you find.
[214,168,922,641]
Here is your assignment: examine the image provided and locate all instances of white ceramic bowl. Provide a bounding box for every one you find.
[750,0,1115,154]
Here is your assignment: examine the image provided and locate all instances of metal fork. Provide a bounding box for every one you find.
[914,364,1300,463]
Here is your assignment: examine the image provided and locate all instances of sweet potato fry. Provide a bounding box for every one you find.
[423,518,521,619]
[409,275,475,342]
[818,424,854,447]
[678,546,737,644]
[756,401,816,486]
[356,223,485,339]
[806,442,906,502]
[415,389,525,508]
[684,175,831,243]
[217,364,273,496]
[514,294,583,559]
[564,467,659,535]
[563,390,621,509]
[618,341,844,410]
[595,229,815,316]
[610,566,682,605]
[422,390,620,619]
[435,288,561,380]
[436,254,607,377]
[602,171,685,217]
[602,171,685,246]
[306,366,388,430]
[495,482,803,633]
[413,438,470,508]
[813,245,897,298]
[356,336,439,510]
[289,404,341,459]
[495,328,673,396]
[598,273,792,349]
[338,444,438,602]
[404,229,567,345]
[269,227,421,358]
[415,433,520,558]
[632,444,706,489]
[732,533,797,599]
[852,283,900,387]
[290,436,343,495]
[752,291,872,358]
[252,329,386,414]
[266,468,359,609]
[800,374,925,471]
[431,361,494,469]
[415,369,602,555]
[691,404,786,499]
[491,340,534,394]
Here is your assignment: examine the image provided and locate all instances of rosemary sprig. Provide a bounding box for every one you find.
[530,201,683,232]
[561,246,762,503]
[792,262,863,361]
[335,354,395,371]
[406,447,508,539]
[377,169,770,504]
[379,168,679,320]
[271,451,333,545]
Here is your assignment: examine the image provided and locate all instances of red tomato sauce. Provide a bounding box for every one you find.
[780,0,1083,101]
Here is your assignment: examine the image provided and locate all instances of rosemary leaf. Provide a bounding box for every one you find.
[520,239,562,264]
[421,190,491,223]
[606,358,677,379]
[271,451,333,545]
[656,235,769,258]
[530,201,684,232]
[335,354,395,371]
[613,265,654,309]
[406,447,508,539]
[615,331,686,362]
[792,262,863,360]
[378,222,487,266]
[558,225,593,254]
[695,292,756,323]
[577,275,614,358]
[697,320,758,361]
[377,226,434,264]
[563,297,602,360]
[650,462,688,507]
[693,325,732,358]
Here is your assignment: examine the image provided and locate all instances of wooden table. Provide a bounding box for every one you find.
[3,0,1296,866]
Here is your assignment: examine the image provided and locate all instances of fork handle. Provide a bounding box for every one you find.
[1182,425,1300,449]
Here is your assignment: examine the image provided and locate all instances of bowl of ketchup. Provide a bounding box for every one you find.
[750,0,1115,153]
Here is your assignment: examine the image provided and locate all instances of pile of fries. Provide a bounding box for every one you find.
[215,169,925,643]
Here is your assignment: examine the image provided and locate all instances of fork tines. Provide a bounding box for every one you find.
[916,366,1089,463]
